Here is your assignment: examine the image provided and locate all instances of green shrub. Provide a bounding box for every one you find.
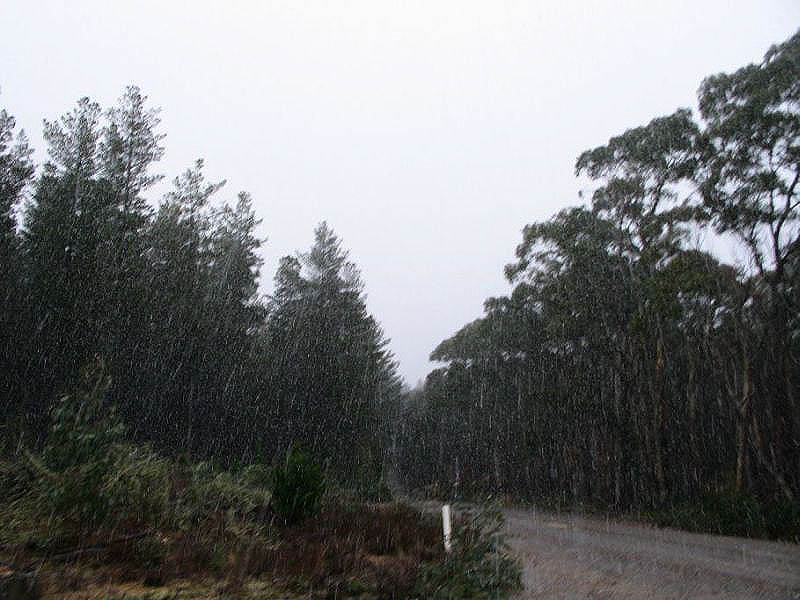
[176,460,272,527]
[415,503,523,599]
[0,456,37,503]
[271,449,325,525]
[39,356,125,527]
[102,443,174,527]
[43,357,123,471]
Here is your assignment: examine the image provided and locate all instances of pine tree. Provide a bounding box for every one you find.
[266,223,400,485]
[0,102,35,430]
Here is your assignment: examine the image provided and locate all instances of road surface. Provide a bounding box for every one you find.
[504,508,800,599]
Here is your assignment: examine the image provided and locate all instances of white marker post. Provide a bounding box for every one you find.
[442,504,452,553]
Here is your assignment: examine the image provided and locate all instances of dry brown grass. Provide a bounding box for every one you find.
[261,502,443,596]
[2,501,443,598]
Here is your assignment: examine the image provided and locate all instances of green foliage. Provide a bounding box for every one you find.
[239,462,273,489]
[2,354,273,541]
[39,356,125,526]
[271,449,325,525]
[4,426,518,598]
[415,504,522,599]
[375,478,394,503]
[698,31,800,278]
[176,460,272,528]
[101,443,174,527]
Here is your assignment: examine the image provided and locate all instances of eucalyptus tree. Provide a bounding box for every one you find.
[698,31,800,287]
[505,207,639,505]
[570,109,703,504]
[697,31,800,500]
[398,32,800,510]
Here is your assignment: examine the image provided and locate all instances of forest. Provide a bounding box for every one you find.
[0,83,402,491]
[395,30,800,532]
[0,27,798,557]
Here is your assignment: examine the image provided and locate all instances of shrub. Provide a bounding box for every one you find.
[176,460,272,528]
[39,356,125,527]
[654,489,800,541]
[271,449,325,525]
[102,443,174,527]
[240,462,272,489]
[414,503,523,599]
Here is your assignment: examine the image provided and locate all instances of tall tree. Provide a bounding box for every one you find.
[698,31,800,285]
[42,96,101,202]
[697,31,800,500]
[0,102,35,432]
[100,85,165,211]
[266,223,400,485]
[397,31,800,511]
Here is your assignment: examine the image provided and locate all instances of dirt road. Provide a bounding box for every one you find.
[503,508,800,599]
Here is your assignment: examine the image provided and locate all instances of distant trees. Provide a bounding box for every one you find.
[396,30,800,510]
[0,87,399,491]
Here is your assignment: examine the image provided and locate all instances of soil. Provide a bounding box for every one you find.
[504,508,800,599]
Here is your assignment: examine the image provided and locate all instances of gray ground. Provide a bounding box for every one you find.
[504,508,800,599]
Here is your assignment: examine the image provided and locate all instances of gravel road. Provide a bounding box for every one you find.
[503,508,800,599]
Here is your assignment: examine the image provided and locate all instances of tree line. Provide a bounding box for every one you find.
[2,31,797,515]
[394,31,800,511]
[0,86,401,488]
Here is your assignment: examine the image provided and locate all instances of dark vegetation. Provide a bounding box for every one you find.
[394,31,800,540]
[0,75,521,596]
[1,84,400,480]
[271,449,326,526]
[0,361,521,598]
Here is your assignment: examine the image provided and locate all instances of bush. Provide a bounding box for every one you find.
[38,356,125,527]
[176,460,272,528]
[414,503,523,599]
[271,449,325,525]
[653,489,800,541]
[102,443,174,527]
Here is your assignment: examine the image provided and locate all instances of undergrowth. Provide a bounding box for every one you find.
[414,504,523,599]
[0,358,523,598]
[650,490,800,542]
[270,448,325,525]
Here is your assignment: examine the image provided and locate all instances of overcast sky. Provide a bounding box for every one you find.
[2,1,798,384]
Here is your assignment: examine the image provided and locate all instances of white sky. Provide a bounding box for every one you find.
[2,1,798,384]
